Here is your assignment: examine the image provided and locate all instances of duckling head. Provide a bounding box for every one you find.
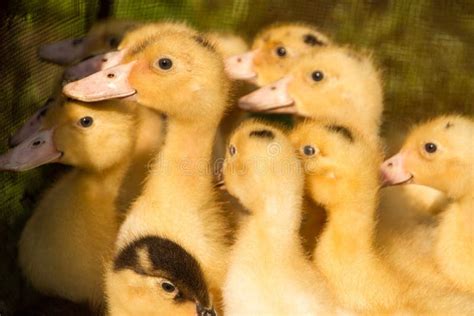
[381,115,474,200]
[64,21,196,81]
[290,120,382,209]
[64,31,230,123]
[108,235,217,316]
[225,23,330,86]
[39,19,139,65]
[239,47,383,133]
[0,100,137,172]
[223,120,302,210]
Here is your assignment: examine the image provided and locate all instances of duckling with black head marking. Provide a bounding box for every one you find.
[225,22,331,86]
[109,236,216,316]
[63,30,232,314]
[222,120,335,316]
[290,120,408,313]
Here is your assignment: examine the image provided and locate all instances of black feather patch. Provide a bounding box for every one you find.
[249,129,275,139]
[193,35,215,52]
[303,34,325,46]
[325,124,354,142]
[114,235,210,307]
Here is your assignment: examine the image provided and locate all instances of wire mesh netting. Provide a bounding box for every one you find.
[0,0,473,314]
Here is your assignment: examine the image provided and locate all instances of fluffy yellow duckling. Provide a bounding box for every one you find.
[38,19,139,65]
[222,120,336,315]
[381,115,474,295]
[63,29,231,315]
[240,46,383,138]
[0,100,138,308]
[290,120,407,313]
[239,46,383,255]
[225,22,331,86]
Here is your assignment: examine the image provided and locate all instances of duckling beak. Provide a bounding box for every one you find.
[0,129,62,172]
[225,51,257,81]
[63,61,137,102]
[63,49,128,82]
[8,104,50,148]
[380,153,414,187]
[238,76,295,113]
[196,303,217,316]
[38,38,87,65]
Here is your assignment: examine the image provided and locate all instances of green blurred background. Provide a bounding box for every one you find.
[0,0,473,314]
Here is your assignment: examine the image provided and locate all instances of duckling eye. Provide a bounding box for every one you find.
[79,116,93,128]
[229,145,236,156]
[107,36,120,48]
[275,46,287,57]
[303,145,316,156]
[424,142,437,154]
[156,58,173,70]
[311,71,324,82]
[161,281,176,293]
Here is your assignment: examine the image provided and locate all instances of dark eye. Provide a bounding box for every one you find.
[275,46,287,57]
[303,145,316,156]
[156,58,173,70]
[161,281,176,293]
[108,36,119,48]
[311,71,324,82]
[229,145,236,156]
[424,142,437,154]
[79,116,93,128]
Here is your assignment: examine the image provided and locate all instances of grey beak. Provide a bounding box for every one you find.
[196,303,217,316]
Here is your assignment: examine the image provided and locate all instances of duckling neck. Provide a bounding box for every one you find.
[321,187,379,255]
[251,193,304,249]
[144,117,217,206]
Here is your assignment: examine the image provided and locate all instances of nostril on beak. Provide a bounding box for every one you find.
[237,58,242,62]
[387,162,393,167]
[107,73,115,78]
[270,86,276,90]
[102,58,108,62]
[32,140,42,147]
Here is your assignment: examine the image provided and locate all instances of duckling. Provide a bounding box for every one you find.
[38,19,140,65]
[290,120,407,313]
[240,46,383,139]
[222,120,335,315]
[225,22,331,86]
[0,100,138,307]
[63,21,196,82]
[64,30,231,315]
[381,115,474,295]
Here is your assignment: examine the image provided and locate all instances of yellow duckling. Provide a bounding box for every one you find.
[239,46,383,139]
[63,29,231,315]
[290,120,407,313]
[225,22,331,86]
[381,115,474,295]
[0,100,138,308]
[222,120,335,315]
